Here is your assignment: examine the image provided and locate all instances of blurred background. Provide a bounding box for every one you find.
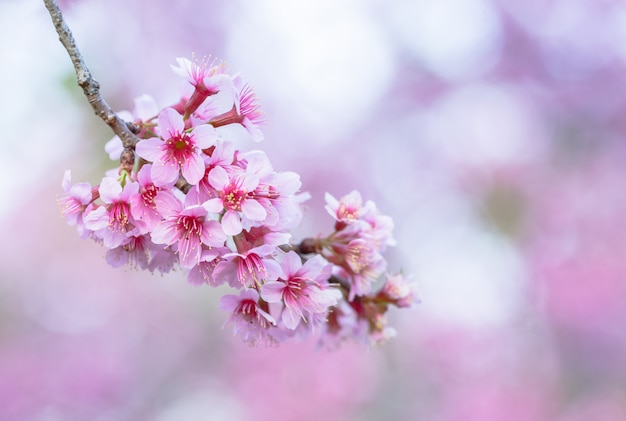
[1,0,626,419]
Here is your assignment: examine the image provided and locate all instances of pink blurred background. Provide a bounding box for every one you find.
[1,0,626,419]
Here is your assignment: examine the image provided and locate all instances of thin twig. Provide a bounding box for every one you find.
[43,0,140,151]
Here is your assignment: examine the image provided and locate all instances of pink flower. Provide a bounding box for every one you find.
[208,76,265,142]
[58,170,94,230]
[83,177,142,248]
[325,190,369,224]
[203,166,267,236]
[212,243,282,289]
[148,245,179,274]
[135,107,218,186]
[185,139,236,205]
[219,289,276,346]
[261,252,341,330]
[105,233,153,270]
[337,238,387,300]
[150,192,226,268]
[377,272,417,308]
[253,169,305,231]
[129,164,176,230]
[171,57,235,119]
[187,247,229,286]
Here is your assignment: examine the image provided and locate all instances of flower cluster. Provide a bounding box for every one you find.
[58,57,415,346]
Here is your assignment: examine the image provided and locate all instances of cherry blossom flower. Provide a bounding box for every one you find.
[83,177,143,249]
[135,107,219,186]
[105,233,153,270]
[219,289,276,346]
[150,192,226,268]
[203,165,267,236]
[208,76,265,142]
[187,247,229,286]
[211,243,282,289]
[325,191,369,225]
[261,252,341,330]
[58,170,95,233]
[129,164,176,231]
[171,56,235,119]
[185,139,236,205]
[377,272,418,308]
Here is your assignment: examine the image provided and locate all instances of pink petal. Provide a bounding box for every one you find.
[281,251,302,280]
[151,160,179,187]
[242,199,266,221]
[135,137,164,162]
[153,191,183,218]
[83,207,108,231]
[242,118,264,142]
[281,306,301,330]
[260,281,284,303]
[62,170,72,192]
[178,237,202,268]
[208,166,229,191]
[105,136,123,160]
[192,124,219,149]
[70,182,93,204]
[180,152,205,185]
[201,220,227,247]
[150,221,180,246]
[221,210,242,236]
[99,177,122,204]
[264,258,283,281]
[203,198,224,214]
[158,107,184,135]
[133,94,158,121]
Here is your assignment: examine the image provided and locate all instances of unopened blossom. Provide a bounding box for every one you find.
[203,165,267,236]
[83,177,143,249]
[261,252,341,330]
[150,192,226,268]
[135,107,219,186]
[219,289,276,346]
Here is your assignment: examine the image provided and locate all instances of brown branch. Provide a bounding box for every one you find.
[43,0,140,151]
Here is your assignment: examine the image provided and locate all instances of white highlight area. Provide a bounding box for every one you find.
[425,84,544,167]
[386,0,502,80]
[227,0,394,136]
[414,223,525,328]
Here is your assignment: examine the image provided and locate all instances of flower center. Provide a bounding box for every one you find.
[346,243,371,274]
[177,215,202,239]
[224,186,246,211]
[338,203,358,221]
[109,202,131,232]
[165,132,194,164]
[237,253,266,286]
[283,276,306,305]
[142,184,158,208]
